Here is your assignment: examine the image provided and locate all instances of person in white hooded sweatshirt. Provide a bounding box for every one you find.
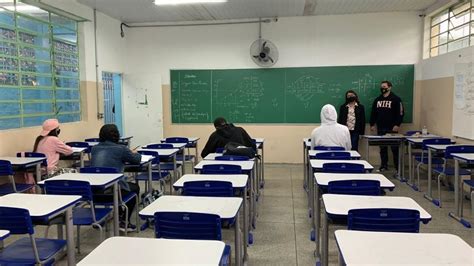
[311,104,352,150]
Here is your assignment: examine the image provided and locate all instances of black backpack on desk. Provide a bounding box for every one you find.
[223,142,256,159]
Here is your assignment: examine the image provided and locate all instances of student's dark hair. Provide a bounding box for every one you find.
[345,90,360,103]
[33,128,59,152]
[213,117,227,129]
[381,80,392,87]
[99,124,120,143]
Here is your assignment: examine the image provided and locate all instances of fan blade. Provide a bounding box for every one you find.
[268,56,274,63]
[261,41,267,52]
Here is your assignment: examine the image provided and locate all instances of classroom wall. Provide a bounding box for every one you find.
[123,12,423,163]
[0,2,126,156]
[418,45,474,145]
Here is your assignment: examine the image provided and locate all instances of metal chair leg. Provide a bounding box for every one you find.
[416,163,422,191]
[76,226,81,254]
[437,174,443,207]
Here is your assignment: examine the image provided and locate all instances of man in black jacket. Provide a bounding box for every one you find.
[370,81,404,172]
[201,117,256,158]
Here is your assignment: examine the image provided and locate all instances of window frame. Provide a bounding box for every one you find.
[429,0,473,57]
[0,0,80,130]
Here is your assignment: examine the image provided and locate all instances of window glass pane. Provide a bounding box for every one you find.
[55,77,79,89]
[15,3,49,22]
[438,44,448,55]
[432,10,449,25]
[439,20,449,33]
[18,31,50,48]
[23,115,52,127]
[0,117,20,129]
[449,9,470,29]
[0,27,16,41]
[431,25,440,36]
[0,102,19,115]
[23,102,53,114]
[21,74,52,87]
[0,56,17,71]
[19,45,50,61]
[56,89,79,100]
[448,36,470,52]
[448,23,470,41]
[0,87,19,100]
[22,89,53,100]
[58,113,80,123]
[54,52,78,65]
[0,72,18,86]
[452,2,471,16]
[57,101,80,112]
[0,4,80,129]
[20,60,51,74]
[430,47,438,57]
[55,65,78,77]
[51,13,76,31]
[0,9,14,26]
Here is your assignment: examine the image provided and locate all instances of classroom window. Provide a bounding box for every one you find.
[430,1,473,57]
[0,0,80,130]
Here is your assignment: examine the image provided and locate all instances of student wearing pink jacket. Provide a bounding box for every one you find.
[33,119,73,174]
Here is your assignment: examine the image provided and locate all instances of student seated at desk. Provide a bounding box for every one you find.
[201,117,256,158]
[91,124,141,232]
[311,104,351,150]
[33,119,74,176]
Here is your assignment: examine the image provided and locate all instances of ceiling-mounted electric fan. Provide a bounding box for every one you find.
[250,18,278,67]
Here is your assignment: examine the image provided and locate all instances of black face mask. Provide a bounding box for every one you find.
[346,96,357,103]
[56,129,61,136]
[380,87,389,94]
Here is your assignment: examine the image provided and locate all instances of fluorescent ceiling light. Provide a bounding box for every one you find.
[154,0,227,5]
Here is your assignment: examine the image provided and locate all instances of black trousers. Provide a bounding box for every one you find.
[378,129,399,169]
[93,182,140,222]
[349,131,360,151]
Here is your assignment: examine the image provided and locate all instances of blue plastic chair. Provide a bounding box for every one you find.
[415,138,452,190]
[136,150,169,193]
[44,180,113,253]
[432,145,474,207]
[328,180,381,196]
[311,152,351,160]
[313,146,345,151]
[215,155,250,161]
[183,181,233,197]
[154,212,231,266]
[322,162,365,173]
[0,207,66,265]
[80,167,140,234]
[216,147,225,153]
[144,144,183,173]
[0,160,34,195]
[348,208,420,233]
[462,179,474,225]
[201,164,242,175]
[163,137,196,165]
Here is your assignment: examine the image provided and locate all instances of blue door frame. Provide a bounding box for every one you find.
[102,72,123,134]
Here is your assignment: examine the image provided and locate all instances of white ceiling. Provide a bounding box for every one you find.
[77,0,439,23]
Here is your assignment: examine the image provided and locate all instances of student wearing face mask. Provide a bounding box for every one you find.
[370,81,404,172]
[33,119,74,175]
[338,90,365,151]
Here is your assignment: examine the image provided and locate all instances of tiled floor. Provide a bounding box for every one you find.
[6,163,472,265]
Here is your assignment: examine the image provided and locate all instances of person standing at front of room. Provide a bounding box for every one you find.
[338,90,365,151]
[370,81,404,172]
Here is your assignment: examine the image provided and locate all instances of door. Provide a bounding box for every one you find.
[102,72,123,134]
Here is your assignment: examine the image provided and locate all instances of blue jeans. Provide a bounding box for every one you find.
[349,131,360,151]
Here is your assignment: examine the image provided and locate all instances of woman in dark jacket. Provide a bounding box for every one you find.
[338,90,366,151]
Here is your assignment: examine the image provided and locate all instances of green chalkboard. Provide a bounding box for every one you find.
[171,65,414,123]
